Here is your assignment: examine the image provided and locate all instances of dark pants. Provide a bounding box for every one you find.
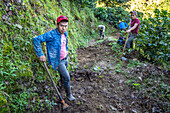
[100,30,102,38]
[126,32,137,48]
[121,28,126,31]
[99,27,105,39]
[58,57,70,88]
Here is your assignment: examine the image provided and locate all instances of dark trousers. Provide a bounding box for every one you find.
[58,57,70,88]
[121,28,126,31]
[99,30,105,39]
[126,32,137,48]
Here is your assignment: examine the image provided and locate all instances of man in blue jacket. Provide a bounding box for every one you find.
[33,15,76,101]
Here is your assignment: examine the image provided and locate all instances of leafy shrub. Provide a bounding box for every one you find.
[74,0,97,8]
[98,0,130,7]
[137,9,170,65]
[94,7,108,20]
[0,0,103,112]
[94,6,130,28]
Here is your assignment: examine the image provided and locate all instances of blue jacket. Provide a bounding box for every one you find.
[33,28,68,70]
[119,22,128,30]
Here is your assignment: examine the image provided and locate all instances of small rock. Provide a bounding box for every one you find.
[103,72,107,75]
[44,85,48,89]
[138,76,142,81]
[122,57,127,61]
[110,105,117,111]
[79,88,85,94]
[2,15,7,20]
[40,99,45,102]
[117,104,123,111]
[120,86,124,91]
[8,11,12,16]
[103,88,107,92]
[144,64,147,67]
[131,109,137,113]
[152,107,161,112]
[87,86,94,93]
[33,87,37,91]
[16,24,22,29]
[133,58,137,61]
[69,62,74,65]
[16,0,22,3]
[131,94,135,98]
[108,64,112,67]
[4,81,9,85]
[119,79,123,84]
[137,65,140,68]
[82,98,86,102]
[109,66,113,70]
[75,100,81,105]
[103,67,107,71]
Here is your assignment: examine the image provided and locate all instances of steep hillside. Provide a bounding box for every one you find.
[0,0,116,112]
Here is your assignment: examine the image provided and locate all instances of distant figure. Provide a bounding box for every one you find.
[118,21,128,31]
[98,25,105,39]
[125,11,140,48]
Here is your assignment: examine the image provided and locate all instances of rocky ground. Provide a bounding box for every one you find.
[41,35,169,113]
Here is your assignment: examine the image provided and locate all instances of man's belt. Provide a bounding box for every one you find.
[61,56,68,61]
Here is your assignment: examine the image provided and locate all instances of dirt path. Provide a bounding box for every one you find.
[60,36,144,113]
[42,34,168,113]
[34,34,168,113]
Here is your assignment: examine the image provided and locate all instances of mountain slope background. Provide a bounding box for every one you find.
[0,0,115,112]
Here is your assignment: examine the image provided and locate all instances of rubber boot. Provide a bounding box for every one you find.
[65,86,76,101]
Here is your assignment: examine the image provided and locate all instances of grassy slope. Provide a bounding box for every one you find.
[0,0,116,112]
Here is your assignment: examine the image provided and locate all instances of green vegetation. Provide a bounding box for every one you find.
[137,9,170,67]
[97,0,130,7]
[0,0,115,112]
[111,41,169,112]
[124,64,169,112]
[94,6,130,27]
[0,0,169,112]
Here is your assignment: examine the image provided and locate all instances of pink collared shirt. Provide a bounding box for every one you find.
[60,35,68,60]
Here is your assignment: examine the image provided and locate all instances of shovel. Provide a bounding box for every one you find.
[121,34,129,59]
[43,62,69,110]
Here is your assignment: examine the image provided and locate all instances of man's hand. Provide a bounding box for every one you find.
[125,29,131,34]
[39,56,46,62]
[125,23,138,34]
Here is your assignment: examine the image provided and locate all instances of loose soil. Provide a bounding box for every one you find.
[63,37,143,113]
[43,35,169,113]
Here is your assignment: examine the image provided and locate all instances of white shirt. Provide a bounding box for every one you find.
[98,25,105,33]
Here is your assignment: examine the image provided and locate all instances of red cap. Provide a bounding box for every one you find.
[57,15,68,24]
